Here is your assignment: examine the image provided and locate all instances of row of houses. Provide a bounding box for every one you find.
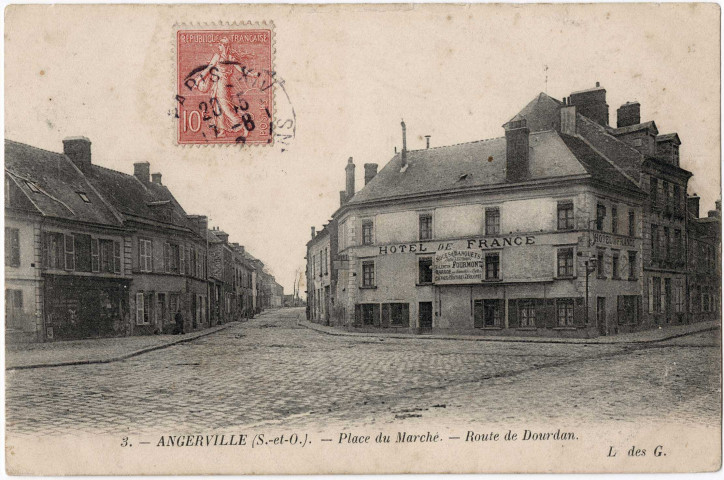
[5,137,283,343]
[306,83,720,337]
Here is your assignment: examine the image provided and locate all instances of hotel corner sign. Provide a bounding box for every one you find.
[590,232,635,248]
[433,250,483,284]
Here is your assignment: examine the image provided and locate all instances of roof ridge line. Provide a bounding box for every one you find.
[5,138,67,157]
[408,135,507,152]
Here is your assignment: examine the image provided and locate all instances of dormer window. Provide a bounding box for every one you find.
[25,181,40,193]
[77,192,90,203]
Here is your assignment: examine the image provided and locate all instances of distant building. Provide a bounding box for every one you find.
[687,199,721,323]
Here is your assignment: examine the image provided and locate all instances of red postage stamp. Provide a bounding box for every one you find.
[176,28,274,145]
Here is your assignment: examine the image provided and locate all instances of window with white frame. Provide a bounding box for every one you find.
[556,298,574,326]
[139,238,153,272]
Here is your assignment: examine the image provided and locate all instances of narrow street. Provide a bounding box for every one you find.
[6,308,720,436]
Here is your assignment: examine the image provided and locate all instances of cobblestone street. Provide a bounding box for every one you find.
[6,308,720,436]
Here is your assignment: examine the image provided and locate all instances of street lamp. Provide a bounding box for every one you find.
[580,218,599,331]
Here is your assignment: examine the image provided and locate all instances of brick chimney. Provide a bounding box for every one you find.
[151,173,162,185]
[63,137,92,174]
[617,102,641,128]
[345,157,355,200]
[560,105,577,136]
[364,163,378,185]
[569,82,609,127]
[134,162,150,183]
[311,226,316,239]
[688,194,700,218]
[215,230,229,243]
[504,118,530,182]
[339,191,347,207]
[187,215,208,238]
[425,135,431,149]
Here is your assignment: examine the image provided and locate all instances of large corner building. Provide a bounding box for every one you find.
[307,83,720,337]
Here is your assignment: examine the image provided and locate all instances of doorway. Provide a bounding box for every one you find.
[419,302,433,330]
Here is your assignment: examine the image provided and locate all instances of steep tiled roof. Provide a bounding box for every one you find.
[558,134,641,192]
[505,92,562,132]
[348,131,595,205]
[85,164,196,231]
[4,140,122,226]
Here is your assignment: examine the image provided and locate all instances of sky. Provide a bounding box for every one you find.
[5,3,720,295]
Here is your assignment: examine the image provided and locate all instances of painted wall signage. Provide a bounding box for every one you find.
[590,232,635,247]
[433,250,483,284]
[377,235,536,255]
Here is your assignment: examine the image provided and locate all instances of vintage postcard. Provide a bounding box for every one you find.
[3,3,721,475]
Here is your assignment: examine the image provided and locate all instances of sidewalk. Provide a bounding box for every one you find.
[298,319,720,345]
[6,323,233,370]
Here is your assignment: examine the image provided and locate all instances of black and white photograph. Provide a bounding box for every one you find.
[3,3,721,474]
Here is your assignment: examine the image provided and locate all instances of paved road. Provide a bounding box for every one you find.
[6,308,720,435]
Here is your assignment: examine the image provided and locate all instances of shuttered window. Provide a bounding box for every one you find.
[5,228,20,267]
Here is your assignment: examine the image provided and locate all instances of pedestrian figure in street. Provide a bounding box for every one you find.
[174,310,185,335]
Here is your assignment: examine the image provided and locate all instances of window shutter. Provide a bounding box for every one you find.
[178,245,186,275]
[617,296,624,325]
[10,229,20,266]
[401,304,410,327]
[508,299,518,328]
[354,304,362,327]
[164,243,170,273]
[64,234,75,271]
[91,238,99,272]
[574,297,585,326]
[533,299,545,328]
[136,292,144,325]
[544,299,556,328]
[113,241,121,273]
[40,232,48,268]
[14,290,23,309]
[473,301,484,328]
[372,304,381,327]
[138,239,144,270]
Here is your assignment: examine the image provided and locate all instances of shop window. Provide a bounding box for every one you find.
[418,257,433,284]
[557,202,574,230]
[557,248,574,277]
[362,221,374,245]
[5,228,20,267]
[474,299,502,328]
[485,253,500,280]
[519,300,536,327]
[382,303,410,327]
[556,298,574,327]
[361,304,378,326]
[362,261,375,287]
[485,208,500,235]
[419,214,433,240]
[617,295,639,325]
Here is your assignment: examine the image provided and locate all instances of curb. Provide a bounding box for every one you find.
[297,320,719,345]
[6,323,235,371]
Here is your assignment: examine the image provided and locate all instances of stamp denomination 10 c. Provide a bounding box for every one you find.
[176,28,273,145]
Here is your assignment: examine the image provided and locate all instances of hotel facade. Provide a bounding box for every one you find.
[308,84,720,337]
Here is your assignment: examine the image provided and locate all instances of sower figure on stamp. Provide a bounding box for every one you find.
[190,37,259,138]
[174,309,185,335]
